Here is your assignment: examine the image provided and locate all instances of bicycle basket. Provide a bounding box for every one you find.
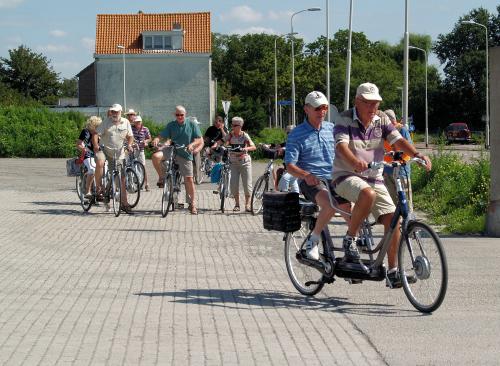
[66,157,81,176]
[210,162,223,183]
[262,191,301,232]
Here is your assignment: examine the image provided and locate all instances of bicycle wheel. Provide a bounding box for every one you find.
[172,170,181,211]
[196,157,206,184]
[125,168,141,208]
[399,221,448,313]
[161,174,173,217]
[111,171,121,217]
[79,173,94,212]
[250,175,268,216]
[75,170,83,199]
[219,171,227,213]
[284,221,325,296]
[132,161,146,188]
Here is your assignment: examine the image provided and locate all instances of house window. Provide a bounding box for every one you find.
[142,31,183,51]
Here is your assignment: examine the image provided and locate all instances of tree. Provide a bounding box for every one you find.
[59,77,78,98]
[433,6,500,130]
[0,45,59,104]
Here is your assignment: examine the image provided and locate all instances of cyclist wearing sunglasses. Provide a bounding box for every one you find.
[285,91,351,261]
[151,105,204,215]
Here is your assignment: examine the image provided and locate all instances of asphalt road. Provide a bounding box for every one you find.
[0,158,498,365]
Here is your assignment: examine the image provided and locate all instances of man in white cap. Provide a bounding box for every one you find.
[285,91,351,261]
[333,82,431,287]
[92,103,134,212]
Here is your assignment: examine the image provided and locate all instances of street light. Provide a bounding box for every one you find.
[344,0,354,111]
[460,20,489,149]
[403,0,409,127]
[409,45,428,147]
[291,7,321,125]
[274,33,296,128]
[117,45,126,110]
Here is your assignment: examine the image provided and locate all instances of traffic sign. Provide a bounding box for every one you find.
[278,100,293,106]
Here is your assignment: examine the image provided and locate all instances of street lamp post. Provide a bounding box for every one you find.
[274,34,290,128]
[460,20,489,149]
[403,0,409,127]
[117,45,126,110]
[397,87,403,116]
[344,0,354,111]
[290,7,321,125]
[409,45,428,147]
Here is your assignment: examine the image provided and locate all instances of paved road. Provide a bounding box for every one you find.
[0,159,498,365]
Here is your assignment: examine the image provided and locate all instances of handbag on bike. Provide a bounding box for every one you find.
[66,156,83,177]
[262,191,301,232]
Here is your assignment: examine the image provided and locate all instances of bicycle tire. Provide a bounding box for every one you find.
[195,157,205,185]
[250,175,268,216]
[220,171,227,213]
[75,170,84,199]
[132,161,146,188]
[161,174,173,217]
[125,168,141,208]
[399,221,448,313]
[284,221,325,296]
[79,172,94,212]
[171,170,182,211]
[112,171,121,217]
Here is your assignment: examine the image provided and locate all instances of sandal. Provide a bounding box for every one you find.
[233,205,240,212]
[120,204,133,214]
[145,184,150,192]
[245,206,252,213]
[190,205,198,215]
[156,179,164,188]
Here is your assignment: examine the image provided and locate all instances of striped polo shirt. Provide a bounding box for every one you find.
[284,118,335,180]
[332,108,402,184]
[132,125,151,151]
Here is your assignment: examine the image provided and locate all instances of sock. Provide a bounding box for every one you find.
[387,267,398,274]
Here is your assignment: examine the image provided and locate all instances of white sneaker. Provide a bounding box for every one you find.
[305,237,320,260]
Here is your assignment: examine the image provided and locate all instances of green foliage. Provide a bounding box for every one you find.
[412,151,490,233]
[0,45,60,104]
[0,106,86,157]
[59,77,78,98]
[249,127,287,160]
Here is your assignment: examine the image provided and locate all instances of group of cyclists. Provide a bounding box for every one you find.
[75,81,431,287]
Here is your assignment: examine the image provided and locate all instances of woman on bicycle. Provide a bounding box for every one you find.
[76,116,102,198]
[222,117,256,212]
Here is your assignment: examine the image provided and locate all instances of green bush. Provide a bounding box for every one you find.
[0,106,86,157]
[249,127,287,160]
[412,151,490,234]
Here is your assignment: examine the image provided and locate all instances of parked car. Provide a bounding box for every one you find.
[445,122,472,144]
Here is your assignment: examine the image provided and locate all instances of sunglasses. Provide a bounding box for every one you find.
[314,105,328,112]
[175,113,185,117]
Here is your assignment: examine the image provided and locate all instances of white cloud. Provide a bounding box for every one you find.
[229,26,278,36]
[0,0,24,8]
[50,30,67,38]
[220,6,263,23]
[268,10,293,21]
[81,37,95,52]
[36,44,72,53]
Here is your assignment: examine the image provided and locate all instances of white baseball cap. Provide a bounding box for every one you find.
[356,83,382,101]
[134,115,142,122]
[305,91,328,108]
[125,108,137,115]
[109,103,123,112]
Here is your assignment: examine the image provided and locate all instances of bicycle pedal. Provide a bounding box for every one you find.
[212,190,219,194]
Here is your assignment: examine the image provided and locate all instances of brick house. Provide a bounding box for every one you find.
[77,11,214,125]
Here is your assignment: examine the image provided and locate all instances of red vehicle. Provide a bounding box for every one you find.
[445,122,472,144]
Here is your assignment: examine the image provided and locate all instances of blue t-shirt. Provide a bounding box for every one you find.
[159,120,202,161]
[284,118,335,180]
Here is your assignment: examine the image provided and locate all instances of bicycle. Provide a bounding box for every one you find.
[283,153,448,313]
[100,148,124,217]
[76,157,98,212]
[125,143,146,189]
[250,147,279,215]
[159,143,186,217]
[215,146,235,213]
[196,144,221,184]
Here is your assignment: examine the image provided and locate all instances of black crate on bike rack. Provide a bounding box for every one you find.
[262,192,301,232]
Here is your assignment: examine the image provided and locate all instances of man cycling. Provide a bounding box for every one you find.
[92,103,134,212]
[333,82,431,287]
[285,91,350,260]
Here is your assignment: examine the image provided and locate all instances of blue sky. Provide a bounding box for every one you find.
[0,0,497,79]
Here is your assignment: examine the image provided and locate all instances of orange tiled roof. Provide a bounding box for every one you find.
[95,11,211,55]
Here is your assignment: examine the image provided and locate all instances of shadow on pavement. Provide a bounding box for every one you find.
[135,288,419,316]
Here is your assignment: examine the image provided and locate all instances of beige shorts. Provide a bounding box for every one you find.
[174,155,193,178]
[95,147,125,167]
[335,176,395,221]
